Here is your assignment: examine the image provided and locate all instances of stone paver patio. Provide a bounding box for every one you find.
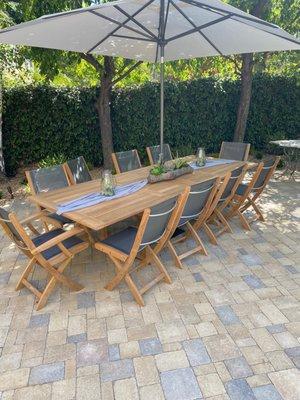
[0,176,299,399]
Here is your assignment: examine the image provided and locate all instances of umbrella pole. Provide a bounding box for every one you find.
[159,44,164,164]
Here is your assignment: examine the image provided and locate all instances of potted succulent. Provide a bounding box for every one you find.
[148,157,193,183]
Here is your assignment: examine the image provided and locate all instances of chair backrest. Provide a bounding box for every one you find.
[112,150,141,174]
[221,165,246,201]
[64,156,92,185]
[0,208,28,251]
[179,178,217,226]
[253,156,280,191]
[219,142,250,161]
[140,197,178,248]
[26,165,69,195]
[147,144,173,165]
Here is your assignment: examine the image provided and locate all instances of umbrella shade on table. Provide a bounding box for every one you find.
[1,0,299,156]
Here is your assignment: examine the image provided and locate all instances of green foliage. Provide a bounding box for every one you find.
[38,154,67,168]
[2,74,299,176]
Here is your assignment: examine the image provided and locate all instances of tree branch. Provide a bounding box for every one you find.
[80,53,103,74]
[111,61,143,87]
[224,55,242,76]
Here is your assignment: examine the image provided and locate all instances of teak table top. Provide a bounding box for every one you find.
[30,160,252,231]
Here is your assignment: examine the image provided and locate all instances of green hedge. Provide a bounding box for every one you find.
[3,74,299,176]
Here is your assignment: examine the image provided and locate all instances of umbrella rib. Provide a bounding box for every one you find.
[162,0,171,39]
[169,0,223,56]
[87,0,156,53]
[111,33,155,42]
[166,14,232,43]
[114,5,158,40]
[180,0,278,29]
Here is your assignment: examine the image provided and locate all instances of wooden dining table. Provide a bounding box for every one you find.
[30,159,254,231]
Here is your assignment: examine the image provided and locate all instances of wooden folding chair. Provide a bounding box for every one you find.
[112,149,142,174]
[26,165,72,230]
[0,207,89,310]
[226,156,280,228]
[63,156,92,185]
[209,165,248,236]
[94,189,189,306]
[219,141,251,161]
[167,177,221,269]
[146,144,173,165]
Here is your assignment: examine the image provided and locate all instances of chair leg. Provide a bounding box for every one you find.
[236,210,251,231]
[15,257,36,291]
[167,240,183,269]
[186,222,208,256]
[147,246,172,284]
[214,209,233,235]
[41,259,83,292]
[250,200,265,222]
[203,222,218,245]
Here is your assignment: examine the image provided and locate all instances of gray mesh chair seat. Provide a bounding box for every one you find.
[219,166,245,203]
[100,226,138,255]
[147,144,173,165]
[219,142,250,161]
[32,228,84,260]
[236,183,248,196]
[64,156,92,185]
[112,150,141,173]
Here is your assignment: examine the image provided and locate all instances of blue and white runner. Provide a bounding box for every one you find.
[189,158,236,170]
[57,179,148,214]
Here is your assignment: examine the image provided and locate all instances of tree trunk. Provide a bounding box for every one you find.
[96,56,114,169]
[233,0,269,143]
[233,53,254,142]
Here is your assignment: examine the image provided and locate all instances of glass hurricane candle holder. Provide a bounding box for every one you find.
[196,147,206,167]
[101,170,116,196]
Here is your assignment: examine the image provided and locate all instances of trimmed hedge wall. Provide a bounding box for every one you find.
[3,74,299,175]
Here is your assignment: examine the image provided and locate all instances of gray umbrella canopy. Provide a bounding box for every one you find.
[1,0,299,157]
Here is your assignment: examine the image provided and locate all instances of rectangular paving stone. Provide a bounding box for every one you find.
[29,313,50,328]
[77,339,108,367]
[67,333,87,344]
[100,359,134,382]
[29,362,64,385]
[269,251,284,259]
[161,367,202,400]
[0,272,11,285]
[252,384,283,400]
[77,292,95,309]
[284,265,298,274]
[204,334,241,362]
[225,357,253,379]
[215,305,241,326]
[284,346,300,359]
[240,254,262,266]
[243,275,265,289]
[192,273,203,282]
[269,369,300,400]
[139,338,163,356]
[108,344,120,361]
[183,339,211,366]
[225,378,256,400]
[266,325,286,334]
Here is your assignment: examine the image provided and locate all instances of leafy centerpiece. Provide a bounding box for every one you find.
[148,157,193,183]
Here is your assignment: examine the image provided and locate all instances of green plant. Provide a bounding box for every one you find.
[38,154,67,168]
[150,164,166,176]
[2,75,299,176]
[0,191,3,199]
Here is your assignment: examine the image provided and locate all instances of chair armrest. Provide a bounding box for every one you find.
[20,210,49,225]
[32,226,86,255]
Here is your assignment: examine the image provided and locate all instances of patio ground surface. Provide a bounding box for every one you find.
[0,175,299,400]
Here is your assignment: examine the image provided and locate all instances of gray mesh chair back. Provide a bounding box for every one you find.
[220,142,250,161]
[253,157,277,190]
[179,178,217,226]
[221,166,245,201]
[147,144,172,164]
[66,156,92,184]
[0,208,25,246]
[113,150,141,173]
[28,165,69,194]
[140,197,177,248]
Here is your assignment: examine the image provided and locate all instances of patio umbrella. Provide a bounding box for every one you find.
[0,0,299,158]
